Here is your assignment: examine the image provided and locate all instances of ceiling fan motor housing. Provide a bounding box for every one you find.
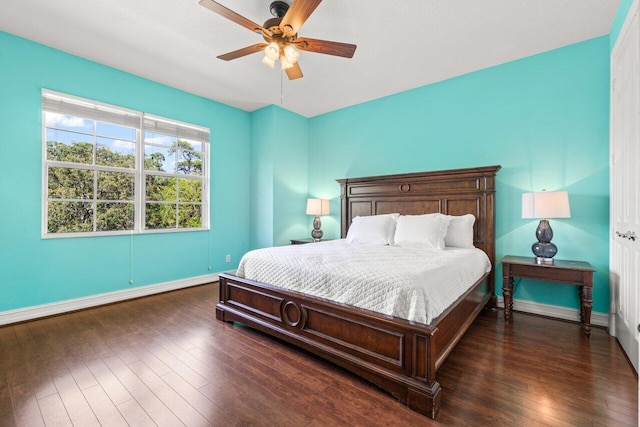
[270,1,289,18]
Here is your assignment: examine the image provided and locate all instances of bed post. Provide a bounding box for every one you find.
[338,178,348,238]
[480,167,499,309]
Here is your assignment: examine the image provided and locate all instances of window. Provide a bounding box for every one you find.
[42,90,209,237]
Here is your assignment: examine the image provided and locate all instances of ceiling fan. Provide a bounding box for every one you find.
[199,0,357,80]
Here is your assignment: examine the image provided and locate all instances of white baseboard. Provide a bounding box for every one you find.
[0,273,219,326]
[496,296,609,328]
[0,282,609,329]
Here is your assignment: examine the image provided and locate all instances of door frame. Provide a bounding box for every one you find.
[609,0,639,359]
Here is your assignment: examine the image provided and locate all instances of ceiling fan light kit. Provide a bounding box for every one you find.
[199,0,357,80]
[283,44,300,63]
[261,55,276,69]
[265,42,280,61]
[280,55,294,70]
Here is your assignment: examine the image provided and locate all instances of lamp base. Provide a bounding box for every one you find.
[532,241,558,259]
[311,216,323,241]
[531,219,558,262]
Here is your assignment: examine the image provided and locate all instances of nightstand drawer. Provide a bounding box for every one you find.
[290,238,332,245]
[508,264,587,285]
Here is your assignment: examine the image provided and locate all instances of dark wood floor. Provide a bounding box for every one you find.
[0,283,637,426]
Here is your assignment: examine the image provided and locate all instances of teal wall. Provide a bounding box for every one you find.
[307,37,611,314]
[610,0,636,50]
[0,31,252,311]
[250,105,308,248]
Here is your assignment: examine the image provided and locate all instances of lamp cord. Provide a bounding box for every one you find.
[280,70,284,106]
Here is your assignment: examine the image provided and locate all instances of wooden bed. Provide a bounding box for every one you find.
[217,165,500,419]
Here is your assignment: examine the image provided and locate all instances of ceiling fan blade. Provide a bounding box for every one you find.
[280,0,322,36]
[217,43,267,61]
[285,62,303,80]
[295,37,357,58]
[199,0,271,36]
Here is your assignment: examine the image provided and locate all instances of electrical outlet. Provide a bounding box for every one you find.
[225,254,231,263]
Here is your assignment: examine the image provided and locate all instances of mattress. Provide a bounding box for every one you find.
[236,240,491,324]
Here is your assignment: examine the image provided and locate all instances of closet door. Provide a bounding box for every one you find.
[610,0,639,374]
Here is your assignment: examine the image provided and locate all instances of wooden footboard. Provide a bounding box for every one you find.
[217,271,490,419]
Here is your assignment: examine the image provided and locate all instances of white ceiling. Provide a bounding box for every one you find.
[0,0,619,117]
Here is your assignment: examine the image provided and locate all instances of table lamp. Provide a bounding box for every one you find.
[306,198,330,241]
[522,190,571,264]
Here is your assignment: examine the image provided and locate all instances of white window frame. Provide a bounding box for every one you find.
[42,89,210,238]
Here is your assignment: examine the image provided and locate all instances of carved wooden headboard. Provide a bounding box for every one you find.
[337,165,501,299]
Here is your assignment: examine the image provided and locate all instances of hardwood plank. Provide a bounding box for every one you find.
[100,355,184,426]
[63,357,98,391]
[128,346,172,376]
[0,283,636,426]
[0,376,16,427]
[143,343,209,389]
[81,384,128,427]
[127,360,211,426]
[85,358,132,406]
[161,371,234,425]
[36,393,72,426]
[206,379,311,427]
[51,369,100,427]
[8,383,44,427]
[116,399,156,426]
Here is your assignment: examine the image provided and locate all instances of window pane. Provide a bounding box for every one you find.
[46,130,93,164]
[47,201,93,233]
[146,175,176,202]
[144,145,175,172]
[182,138,203,152]
[96,202,134,231]
[177,178,202,202]
[45,112,94,133]
[97,171,134,201]
[48,167,93,199]
[97,121,136,140]
[144,131,175,147]
[97,137,135,168]
[176,149,203,176]
[178,204,202,228]
[145,203,176,229]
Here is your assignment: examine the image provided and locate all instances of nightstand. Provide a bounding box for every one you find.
[290,238,331,245]
[502,255,595,336]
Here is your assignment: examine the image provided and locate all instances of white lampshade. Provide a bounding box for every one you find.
[306,198,330,216]
[264,42,280,61]
[280,55,294,70]
[522,191,571,219]
[261,56,275,68]
[283,44,300,63]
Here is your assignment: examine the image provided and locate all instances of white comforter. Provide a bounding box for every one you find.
[236,240,491,324]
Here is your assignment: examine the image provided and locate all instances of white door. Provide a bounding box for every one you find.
[610,0,640,374]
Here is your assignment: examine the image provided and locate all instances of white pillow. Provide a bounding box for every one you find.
[394,214,448,249]
[346,213,399,245]
[443,214,475,248]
